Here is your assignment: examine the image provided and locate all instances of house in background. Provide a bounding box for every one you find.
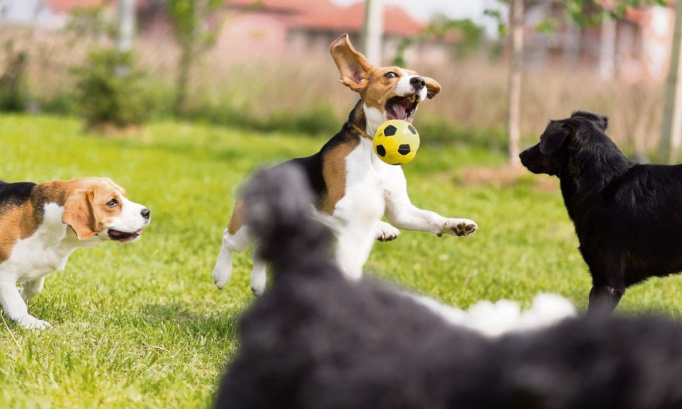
[1,0,676,80]
[134,0,456,65]
[0,0,106,29]
[523,1,675,82]
[138,0,442,64]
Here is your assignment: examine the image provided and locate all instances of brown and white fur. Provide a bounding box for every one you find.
[0,177,150,329]
[213,34,477,296]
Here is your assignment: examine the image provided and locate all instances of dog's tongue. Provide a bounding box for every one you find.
[392,103,407,119]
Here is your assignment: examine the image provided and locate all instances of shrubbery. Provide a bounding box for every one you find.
[0,42,29,112]
[73,49,152,132]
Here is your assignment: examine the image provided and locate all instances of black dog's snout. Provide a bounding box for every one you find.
[410,76,426,90]
[141,208,151,220]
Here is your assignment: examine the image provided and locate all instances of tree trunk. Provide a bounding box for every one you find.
[362,0,384,65]
[660,0,682,164]
[116,0,136,77]
[174,42,192,116]
[117,0,136,53]
[598,13,616,80]
[507,0,524,166]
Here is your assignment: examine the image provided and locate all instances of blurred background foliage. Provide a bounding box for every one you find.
[0,0,676,158]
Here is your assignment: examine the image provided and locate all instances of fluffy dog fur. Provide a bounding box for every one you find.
[520,111,682,313]
[215,165,682,409]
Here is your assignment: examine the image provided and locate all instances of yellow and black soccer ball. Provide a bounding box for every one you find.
[373,120,420,165]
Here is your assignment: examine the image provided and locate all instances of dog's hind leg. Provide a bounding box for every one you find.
[586,253,625,314]
[213,227,253,289]
[213,202,254,289]
[250,243,267,297]
[19,277,45,302]
[334,185,385,280]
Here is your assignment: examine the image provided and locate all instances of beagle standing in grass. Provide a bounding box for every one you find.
[0,177,150,329]
[213,34,477,296]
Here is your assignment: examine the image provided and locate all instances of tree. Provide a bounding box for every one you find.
[508,0,524,165]
[167,0,225,115]
[117,0,136,53]
[67,1,152,133]
[659,0,682,163]
[493,0,666,166]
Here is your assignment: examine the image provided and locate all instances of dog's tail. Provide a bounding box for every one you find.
[241,164,336,276]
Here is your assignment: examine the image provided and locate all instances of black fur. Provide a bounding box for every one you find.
[215,164,682,409]
[520,110,682,313]
[0,181,36,207]
[0,181,36,216]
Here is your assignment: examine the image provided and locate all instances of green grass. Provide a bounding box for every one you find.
[1,114,682,408]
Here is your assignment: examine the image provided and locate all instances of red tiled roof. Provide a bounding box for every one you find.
[229,0,425,36]
[293,2,423,36]
[43,0,109,13]
[229,0,319,9]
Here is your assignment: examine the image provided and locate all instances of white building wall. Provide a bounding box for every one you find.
[0,0,65,29]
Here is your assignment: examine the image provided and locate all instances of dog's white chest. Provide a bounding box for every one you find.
[344,139,402,193]
[0,204,79,282]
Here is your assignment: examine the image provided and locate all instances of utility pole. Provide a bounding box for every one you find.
[660,0,682,164]
[117,0,136,53]
[598,12,616,80]
[507,0,524,166]
[362,0,384,65]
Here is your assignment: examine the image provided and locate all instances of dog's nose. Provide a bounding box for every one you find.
[141,208,151,220]
[410,76,425,90]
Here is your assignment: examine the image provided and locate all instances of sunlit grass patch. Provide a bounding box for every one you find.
[1,114,680,408]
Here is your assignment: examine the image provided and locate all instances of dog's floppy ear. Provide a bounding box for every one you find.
[62,188,98,240]
[330,34,374,93]
[423,76,441,99]
[539,121,571,155]
[571,111,608,131]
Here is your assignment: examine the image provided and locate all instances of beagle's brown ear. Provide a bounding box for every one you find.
[423,76,441,99]
[330,34,374,93]
[62,188,97,240]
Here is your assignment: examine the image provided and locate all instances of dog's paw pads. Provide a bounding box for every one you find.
[447,219,477,237]
[376,222,401,242]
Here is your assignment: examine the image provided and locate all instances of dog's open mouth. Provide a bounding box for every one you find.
[108,229,142,242]
[386,95,419,122]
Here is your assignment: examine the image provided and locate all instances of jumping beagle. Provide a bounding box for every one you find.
[0,177,150,329]
[213,34,477,295]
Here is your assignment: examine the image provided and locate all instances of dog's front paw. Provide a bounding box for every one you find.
[375,221,401,242]
[441,219,478,237]
[251,275,266,298]
[213,263,231,290]
[16,315,51,330]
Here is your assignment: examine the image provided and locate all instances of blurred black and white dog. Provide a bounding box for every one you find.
[214,164,682,409]
[520,111,682,313]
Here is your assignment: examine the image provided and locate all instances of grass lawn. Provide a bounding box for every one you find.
[1,114,682,408]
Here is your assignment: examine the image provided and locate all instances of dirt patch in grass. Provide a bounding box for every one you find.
[458,165,558,192]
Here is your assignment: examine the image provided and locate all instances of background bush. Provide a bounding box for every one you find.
[0,40,29,112]
[73,49,153,131]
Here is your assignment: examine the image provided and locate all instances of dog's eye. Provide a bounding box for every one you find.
[106,199,119,208]
[384,72,398,79]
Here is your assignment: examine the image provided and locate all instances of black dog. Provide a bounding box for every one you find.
[214,164,682,409]
[520,111,682,313]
